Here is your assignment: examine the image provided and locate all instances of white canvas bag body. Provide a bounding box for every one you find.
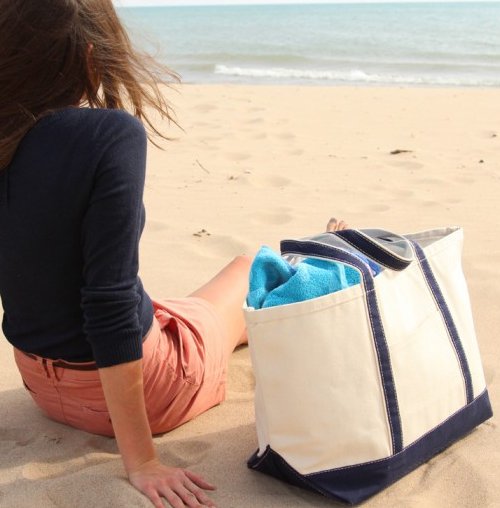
[245,227,492,505]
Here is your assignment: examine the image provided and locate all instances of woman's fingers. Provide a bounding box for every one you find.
[129,462,217,508]
[185,470,217,491]
[150,484,203,508]
[175,488,211,507]
[144,487,171,508]
[181,478,216,506]
[161,488,186,508]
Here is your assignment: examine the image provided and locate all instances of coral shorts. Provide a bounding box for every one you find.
[14,298,228,437]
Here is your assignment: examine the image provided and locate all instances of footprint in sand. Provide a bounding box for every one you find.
[364,203,390,213]
[193,234,250,259]
[395,189,415,199]
[193,103,218,114]
[196,135,223,146]
[415,449,487,505]
[275,132,296,140]
[22,453,115,480]
[228,363,255,393]
[263,175,292,188]
[196,143,218,151]
[193,121,213,128]
[415,177,442,186]
[455,176,475,184]
[0,428,37,447]
[146,220,169,233]
[253,133,267,140]
[421,200,440,207]
[226,152,251,162]
[388,160,424,171]
[84,436,118,454]
[251,211,293,226]
[245,117,264,125]
[165,440,212,468]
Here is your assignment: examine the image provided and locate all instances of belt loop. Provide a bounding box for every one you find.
[51,362,62,382]
[43,358,61,383]
[42,358,51,379]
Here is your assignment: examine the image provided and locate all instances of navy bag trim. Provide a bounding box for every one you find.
[281,240,403,453]
[248,390,493,505]
[333,229,412,271]
[411,241,474,404]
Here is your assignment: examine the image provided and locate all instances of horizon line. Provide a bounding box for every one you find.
[115,0,500,7]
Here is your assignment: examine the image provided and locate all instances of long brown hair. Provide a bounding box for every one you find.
[0,0,179,170]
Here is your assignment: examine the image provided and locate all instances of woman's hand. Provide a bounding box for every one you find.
[129,458,217,508]
[98,360,217,507]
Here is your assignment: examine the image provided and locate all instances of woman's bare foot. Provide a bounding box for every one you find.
[326,218,349,232]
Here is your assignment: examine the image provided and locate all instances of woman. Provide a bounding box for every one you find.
[0,1,250,506]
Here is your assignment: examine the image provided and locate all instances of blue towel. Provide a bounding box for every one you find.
[247,246,381,309]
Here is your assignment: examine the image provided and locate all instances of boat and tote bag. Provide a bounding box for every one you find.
[244,226,492,505]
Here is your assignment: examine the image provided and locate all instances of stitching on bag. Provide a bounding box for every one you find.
[251,447,331,498]
[364,281,402,453]
[303,388,487,475]
[251,447,271,468]
[411,242,473,404]
[413,243,458,365]
[364,287,392,426]
[274,453,332,498]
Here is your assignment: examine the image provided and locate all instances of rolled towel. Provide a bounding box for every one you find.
[246,246,296,309]
[247,246,378,309]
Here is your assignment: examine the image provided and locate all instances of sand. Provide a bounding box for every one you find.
[0,84,498,507]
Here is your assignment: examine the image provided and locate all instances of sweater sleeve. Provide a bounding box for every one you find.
[80,111,148,368]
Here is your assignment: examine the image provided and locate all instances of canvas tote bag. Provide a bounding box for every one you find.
[244,226,492,505]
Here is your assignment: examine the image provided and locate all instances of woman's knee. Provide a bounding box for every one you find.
[230,254,252,273]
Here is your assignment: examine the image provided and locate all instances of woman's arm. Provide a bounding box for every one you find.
[99,360,217,508]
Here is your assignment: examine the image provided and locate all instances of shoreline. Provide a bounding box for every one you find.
[177,81,500,89]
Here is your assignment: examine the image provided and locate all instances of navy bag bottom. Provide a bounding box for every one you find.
[248,390,493,505]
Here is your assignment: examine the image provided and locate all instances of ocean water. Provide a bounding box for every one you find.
[118,2,500,87]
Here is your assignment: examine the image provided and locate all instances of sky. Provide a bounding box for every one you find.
[114,0,497,6]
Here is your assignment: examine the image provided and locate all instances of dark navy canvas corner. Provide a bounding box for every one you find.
[248,390,492,506]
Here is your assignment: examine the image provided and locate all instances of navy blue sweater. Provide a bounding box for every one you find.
[0,108,154,368]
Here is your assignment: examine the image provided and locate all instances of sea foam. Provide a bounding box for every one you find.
[214,65,500,87]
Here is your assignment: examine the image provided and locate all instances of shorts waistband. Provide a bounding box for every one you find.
[17,319,157,372]
[20,351,98,371]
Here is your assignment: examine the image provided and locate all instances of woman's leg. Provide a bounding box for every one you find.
[189,255,252,357]
[188,215,347,356]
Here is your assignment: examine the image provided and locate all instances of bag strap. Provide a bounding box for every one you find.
[282,229,413,271]
[411,241,474,404]
[280,239,375,277]
[331,229,413,271]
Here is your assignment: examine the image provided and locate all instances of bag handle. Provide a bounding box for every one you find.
[280,239,376,281]
[281,229,414,271]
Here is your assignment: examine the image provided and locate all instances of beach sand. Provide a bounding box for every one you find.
[0,84,498,507]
